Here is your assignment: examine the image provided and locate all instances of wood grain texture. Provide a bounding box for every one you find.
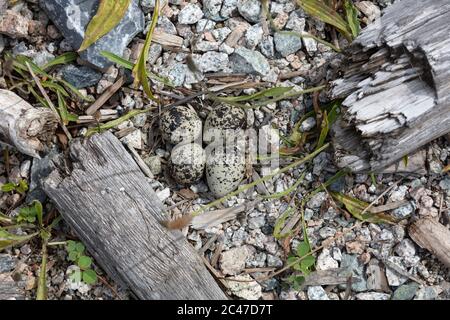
[42,132,227,300]
[331,0,450,172]
[0,89,57,158]
[409,218,450,268]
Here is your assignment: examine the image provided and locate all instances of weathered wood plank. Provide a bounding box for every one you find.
[409,218,450,268]
[331,0,450,172]
[0,89,57,158]
[42,132,227,300]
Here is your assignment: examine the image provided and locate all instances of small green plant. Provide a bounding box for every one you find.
[1,179,28,194]
[297,0,361,41]
[286,240,316,289]
[17,200,42,223]
[66,240,97,285]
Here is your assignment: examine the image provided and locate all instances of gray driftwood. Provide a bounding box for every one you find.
[0,89,57,158]
[331,0,450,172]
[42,132,227,300]
[409,218,450,268]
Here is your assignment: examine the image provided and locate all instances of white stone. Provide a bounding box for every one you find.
[220,245,254,275]
[307,286,329,300]
[227,274,262,300]
[317,248,339,270]
[178,4,204,24]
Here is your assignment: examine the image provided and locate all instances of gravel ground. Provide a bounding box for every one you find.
[1,0,449,300]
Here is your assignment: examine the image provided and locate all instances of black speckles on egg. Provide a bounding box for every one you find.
[205,147,246,198]
[169,143,206,185]
[160,106,202,145]
[203,105,246,143]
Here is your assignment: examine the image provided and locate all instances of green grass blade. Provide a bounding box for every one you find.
[344,0,360,38]
[101,51,134,70]
[42,52,78,70]
[132,0,159,100]
[297,0,353,40]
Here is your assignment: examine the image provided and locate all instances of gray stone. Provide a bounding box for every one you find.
[393,283,419,300]
[33,50,56,67]
[285,12,306,32]
[144,156,162,175]
[385,257,408,287]
[230,47,270,76]
[161,62,186,87]
[196,19,216,32]
[306,192,327,209]
[300,117,316,132]
[211,27,231,42]
[61,64,102,89]
[392,202,415,219]
[355,292,391,300]
[307,286,329,300]
[203,0,223,20]
[0,254,16,273]
[340,254,367,292]
[157,16,177,35]
[248,215,266,229]
[259,36,275,58]
[414,286,439,300]
[221,0,238,19]
[178,4,204,24]
[318,227,336,239]
[245,24,263,48]
[266,254,283,268]
[39,0,144,70]
[394,239,416,257]
[237,0,261,23]
[274,32,302,57]
[439,177,450,195]
[197,51,229,72]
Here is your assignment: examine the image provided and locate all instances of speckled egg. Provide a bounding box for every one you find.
[206,147,246,198]
[203,105,247,143]
[160,106,202,145]
[169,143,206,185]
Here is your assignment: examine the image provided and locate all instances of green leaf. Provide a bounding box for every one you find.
[68,251,79,262]
[296,241,310,257]
[288,275,305,290]
[132,0,159,100]
[16,179,28,194]
[330,192,398,224]
[75,242,85,253]
[78,256,92,270]
[69,270,82,283]
[82,269,97,285]
[33,200,43,228]
[403,155,409,168]
[344,0,360,38]
[1,182,16,193]
[67,240,76,252]
[0,228,38,250]
[79,0,132,52]
[42,52,78,70]
[297,0,353,41]
[85,108,150,136]
[273,208,294,239]
[101,51,134,70]
[300,255,315,269]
